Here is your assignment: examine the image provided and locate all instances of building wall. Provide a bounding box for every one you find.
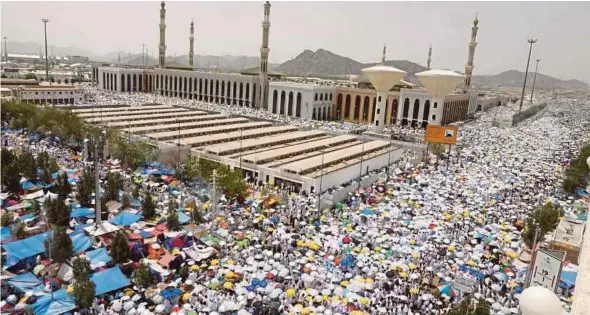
[398,89,434,128]
[332,87,401,125]
[17,88,86,105]
[442,94,470,125]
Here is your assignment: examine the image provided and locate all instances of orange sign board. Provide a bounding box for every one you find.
[424,125,458,145]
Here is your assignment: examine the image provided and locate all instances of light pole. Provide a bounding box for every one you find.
[357,135,366,190]
[41,19,50,82]
[529,59,541,104]
[141,44,146,69]
[519,38,537,112]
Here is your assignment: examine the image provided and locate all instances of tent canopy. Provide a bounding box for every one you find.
[90,266,131,296]
[5,272,45,293]
[70,207,94,218]
[110,211,142,226]
[85,247,113,268]
[178,211,191,224]
[32,288,76,315]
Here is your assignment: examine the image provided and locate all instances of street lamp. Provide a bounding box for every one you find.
[41,19,50,82]
[519,38,538,112]
[530,59,541,104]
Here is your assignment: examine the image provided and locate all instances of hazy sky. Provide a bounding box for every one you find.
[2,1,590,81]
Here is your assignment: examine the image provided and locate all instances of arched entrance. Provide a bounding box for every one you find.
[391,99,398,125]
[402,98,410,126]
[354,95,361,120]
[288,92,293,116]
[280,91,286,115]
[272,90,278,113]
[422,100,430,128]
[344,94,351,119]
[296,92,302,117]
[363,96,370,121]
[411,99,420,128]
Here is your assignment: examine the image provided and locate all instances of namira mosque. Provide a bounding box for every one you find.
[87,2,507,193]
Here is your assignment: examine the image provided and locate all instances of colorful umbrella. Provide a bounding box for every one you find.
[438,283,461,297]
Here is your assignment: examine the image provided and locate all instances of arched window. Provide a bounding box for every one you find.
[362,96,370,121]
[226,81,231,101]
[402,98,410,126]
[132,74,137,92]
[315,93,318,101]
[233,82,237,105]
[288,92,294,116]
[320,94,323,101]
[391,99,399,125]
[138,75,142,92]
[312,108,316,120]
[344,94,351,119]
[121,74,126,92]
[198,79,203,101]
[272,90,278,113]
[280,90,286,115]
[422,100,431,128]
[127,74,132,92]
[325,93,329,101]
[220,81,225,104]
[336,94,343,119]
[215,80,219,103]
[204,79,209,102]
[330,94,333,101]
[412,99,421,127]
[245,83,250,106]
[239,82,244,106]
[296,92,302,117]
[354,95,361,120]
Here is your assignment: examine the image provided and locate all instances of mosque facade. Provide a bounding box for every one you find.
[94,2,491,127]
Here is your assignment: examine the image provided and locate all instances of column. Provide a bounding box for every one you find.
[418,98,426,125]
[117,74,122,92]
[359,96,366,123]
[372,93,387,133]
[384,97,391,125]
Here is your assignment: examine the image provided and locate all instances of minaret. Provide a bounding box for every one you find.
[463,13,479,92]
[258,1,271,109]
[158,1,167,68]
[426,44,432,70]
[381,44,386,64]
[188,20,194,67]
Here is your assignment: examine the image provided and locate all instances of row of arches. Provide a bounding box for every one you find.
[314,92,332,102]
[271,90,302,117]
[102,72,155,93]
[399,98,431,128]
[154,75,255,107]
[441,99,469,125]
[311,106,332,121]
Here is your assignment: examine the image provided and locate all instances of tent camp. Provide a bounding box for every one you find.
[90,266,131,296]
[84,222,120,237]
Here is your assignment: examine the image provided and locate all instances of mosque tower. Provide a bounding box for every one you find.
[381,44,386,64]
[463,13,479,92]
[426,44,432,70]
[189,20,194,67]
[258,1,271,109]
[158,1,167,68]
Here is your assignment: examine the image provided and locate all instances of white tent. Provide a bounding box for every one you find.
[84,222,120,236]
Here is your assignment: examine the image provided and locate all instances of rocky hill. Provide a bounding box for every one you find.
[472,70,588,89]
[276,49,426,84]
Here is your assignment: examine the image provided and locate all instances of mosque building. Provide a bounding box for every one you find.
[94,2,494,127]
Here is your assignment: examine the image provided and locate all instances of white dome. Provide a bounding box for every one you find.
[415,69,464,98]
[519,286,563,315]
[361,65,406,92]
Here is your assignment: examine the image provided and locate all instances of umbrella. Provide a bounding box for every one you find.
[438,283,461,297]
[160,287,183,299]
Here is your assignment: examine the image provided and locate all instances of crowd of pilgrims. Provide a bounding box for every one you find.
[3,89,589,315]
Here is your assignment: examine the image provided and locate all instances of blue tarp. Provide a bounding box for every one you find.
[110,211,142,226]
[6,272,45,293]
[70,230,92,254]
[85,247,112,267]
[559,270,578,289]
[21,181,36,190]
[3,231,92,269]
[178,211,191,224]
[70,207,94,218]
[51,171,62,180]
[32,288,76,315]
[74,223,92,231]
[90,266,131,296]
[16,213,37,222]
[1,226,13,240]
[3,231,52,268]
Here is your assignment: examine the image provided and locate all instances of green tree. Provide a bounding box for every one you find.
[166,210,181,231]
[142,192,156,219]
[2,166,21,194]
[72,256,92,279]
[191,205,204,225]
[110,231,130,264]
[71,257,96,310]
[24,73,37,80]
[40,168,52,184]
[18,150,37,180]
[46,196,70,226]
[58,173,72,198]
[133,263,153,289]
[168,198,178,212]
[218,167,248,200]
[133,185,141,200]
[105,172,123,202]
[523,203,562,247]
[429,142,447,156]
[122,193,131,209]
[47,157,60,173]
[1,212,14,227]
[12,222,27,239]
[76,170,94,207]
[30,200,41,215]
[44,226,73,263]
